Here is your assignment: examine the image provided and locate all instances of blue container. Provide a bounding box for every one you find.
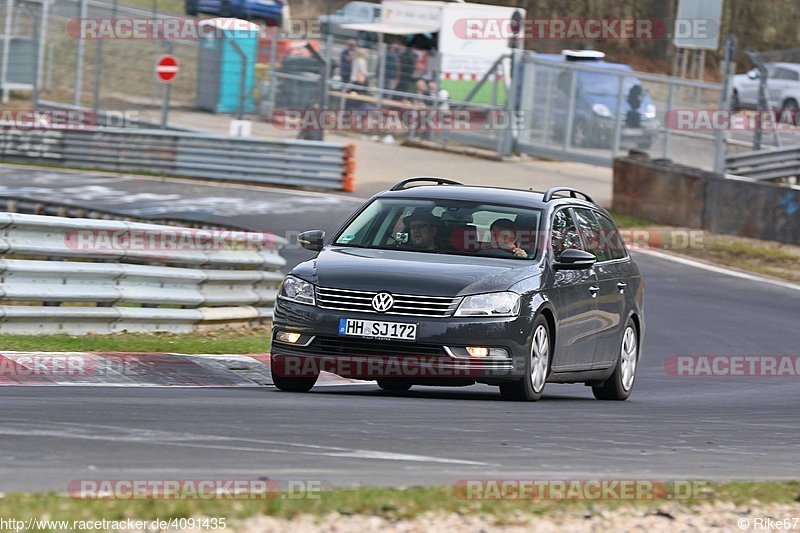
[196,18,259,114]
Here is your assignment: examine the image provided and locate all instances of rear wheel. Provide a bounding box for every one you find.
[377,379,412,392]
[592,319,638,401]
[185,0,198,15]
[499,316,550,402]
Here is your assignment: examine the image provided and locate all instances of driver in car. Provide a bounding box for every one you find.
[403,210,439,251]
[490,218,528,258]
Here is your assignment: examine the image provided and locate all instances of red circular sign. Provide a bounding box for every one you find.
[156,55,179,83]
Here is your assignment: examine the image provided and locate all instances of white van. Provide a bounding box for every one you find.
[342,0,525,102]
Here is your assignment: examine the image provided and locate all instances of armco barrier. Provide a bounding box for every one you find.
[726,146,800,182]
[0,128,357,191]
[614,153,800,245]
[0,213,286,334]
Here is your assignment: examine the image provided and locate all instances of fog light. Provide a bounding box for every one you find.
[277,331,302,344]
[466,347,490,357]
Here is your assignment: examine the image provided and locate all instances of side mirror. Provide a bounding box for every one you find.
[298,230,325,252]
[747,69,759,80]
[553,249,596,270]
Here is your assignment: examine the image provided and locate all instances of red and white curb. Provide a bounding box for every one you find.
[0,352,370,388]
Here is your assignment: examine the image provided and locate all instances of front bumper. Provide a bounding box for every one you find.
[271,298,534,383]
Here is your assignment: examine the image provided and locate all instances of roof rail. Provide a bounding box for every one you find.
[390,177,464,191]
[542,187,594,203]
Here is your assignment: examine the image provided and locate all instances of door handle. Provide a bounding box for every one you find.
[589,286,600,298]
[617,282,627,292]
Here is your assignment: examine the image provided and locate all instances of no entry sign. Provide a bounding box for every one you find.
[156,55,179,83]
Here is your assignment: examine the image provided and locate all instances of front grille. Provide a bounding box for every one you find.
[316,287,459,317]
[275,336,447,358]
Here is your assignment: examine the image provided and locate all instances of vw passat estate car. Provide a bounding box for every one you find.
[271,178,644,401]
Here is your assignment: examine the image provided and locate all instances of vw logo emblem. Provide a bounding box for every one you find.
[371,292,394,312]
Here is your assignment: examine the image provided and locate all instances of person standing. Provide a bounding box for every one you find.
[350,49,369,89]
[339,40,356,85]
[399,46,417,94]
[384,44,400,95]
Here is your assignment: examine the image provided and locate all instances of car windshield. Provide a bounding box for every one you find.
[580,72,640,96]
[334,198,543,260]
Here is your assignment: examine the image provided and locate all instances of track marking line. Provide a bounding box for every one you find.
[633,248,800,293]
[0,422,492,466]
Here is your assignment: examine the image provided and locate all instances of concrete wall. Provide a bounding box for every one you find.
[613,153,800,245]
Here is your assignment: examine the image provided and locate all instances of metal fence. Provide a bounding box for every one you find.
[0,212,286,334]
[0,127,356,190]
[515,53,724,169]
[7,0,800,179]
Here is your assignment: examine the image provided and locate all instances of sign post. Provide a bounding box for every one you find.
[156,53,179,129]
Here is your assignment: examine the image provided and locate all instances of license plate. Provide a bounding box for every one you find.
[338,318,417,341]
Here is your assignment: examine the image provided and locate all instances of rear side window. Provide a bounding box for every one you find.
[596,214,628,260]
[573,208,612,262]
[550,209,583,261]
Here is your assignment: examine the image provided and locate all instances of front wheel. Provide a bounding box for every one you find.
[377,379,412,392]
[499,316,550,402]
[592,319,638,401]
[271,356,318,392]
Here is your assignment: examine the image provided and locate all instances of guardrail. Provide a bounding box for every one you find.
[0,212,286,334]
[0,127,357,191]
[726,146,800,182]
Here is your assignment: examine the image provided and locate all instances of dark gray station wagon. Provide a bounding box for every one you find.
[271,178,644,401]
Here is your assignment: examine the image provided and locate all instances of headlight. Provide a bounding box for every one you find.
[592,103,612,118]
[644,104,657,119]
[454,292,520,317]
[279,275,315,306]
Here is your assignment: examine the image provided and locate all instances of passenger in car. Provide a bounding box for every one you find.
[490,218,528,258]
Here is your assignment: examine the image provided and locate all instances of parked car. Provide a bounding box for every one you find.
[186,0,284,26]
[535,51,658,150]
[732,62,800,117]
[318,1,381,44]
[271,178,645,402]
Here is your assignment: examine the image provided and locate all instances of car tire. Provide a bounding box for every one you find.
[499,315,550,402]
[780,99,799,125]
[219,0,232,17]
[731,90,740,111]
[377,379,412,392]
[185,0,198,15]
[271,356,319,392]
[592,319,638,401]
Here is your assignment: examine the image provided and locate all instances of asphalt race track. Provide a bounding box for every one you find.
[0,167,798,491]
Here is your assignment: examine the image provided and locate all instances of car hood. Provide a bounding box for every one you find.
[291,247,539,296]
[587,92,654,116]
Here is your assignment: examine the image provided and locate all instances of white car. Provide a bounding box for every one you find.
[732,62,800,117]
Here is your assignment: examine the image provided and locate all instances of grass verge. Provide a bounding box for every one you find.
[608,211,800,284]
[0,329,270,354]
[1,482,798,526]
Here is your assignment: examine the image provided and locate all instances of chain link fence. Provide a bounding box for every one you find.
[8,1,799,177]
